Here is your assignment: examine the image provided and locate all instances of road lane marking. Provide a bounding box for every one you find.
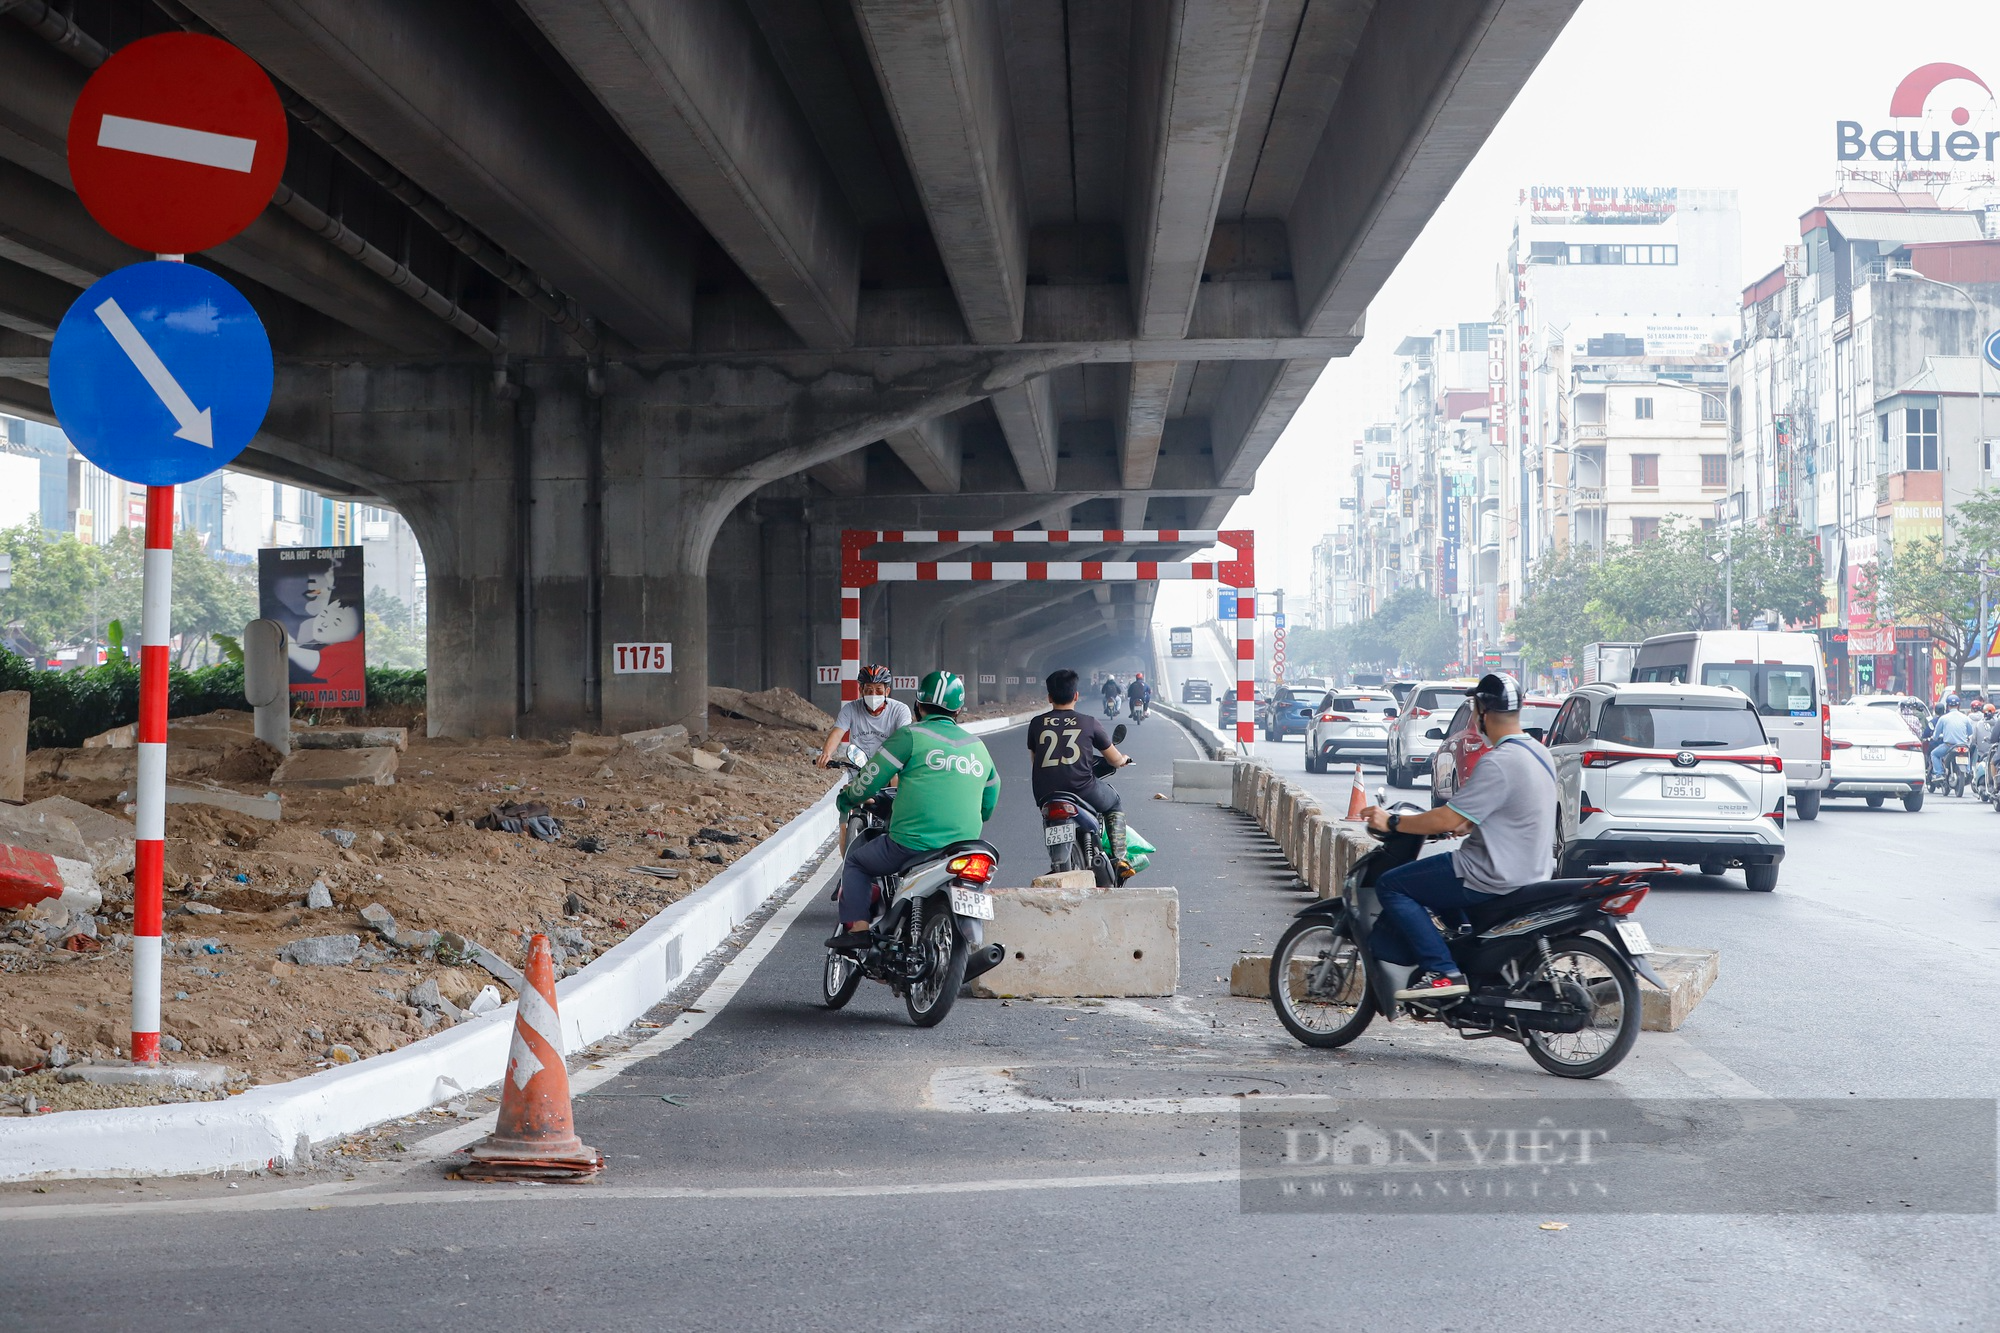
[0,1168,1244,1222]
[97,113,258,172]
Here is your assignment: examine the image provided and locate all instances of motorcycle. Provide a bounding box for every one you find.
[1102,693,1121,719]
[1929,744,1972,798]
[821,751,1005,1027]
[1038,725,1156,885]
[829,744,891,845]
[1266,808,1662,1079]
[1129,697,1149,725]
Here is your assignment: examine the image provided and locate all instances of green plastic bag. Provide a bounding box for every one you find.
[1097,822,1156,873]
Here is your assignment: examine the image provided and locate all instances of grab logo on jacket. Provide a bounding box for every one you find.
[924,748,986,776]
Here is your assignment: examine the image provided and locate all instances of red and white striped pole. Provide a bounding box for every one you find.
[1235,584,1256,752]
[130,484,173,1063]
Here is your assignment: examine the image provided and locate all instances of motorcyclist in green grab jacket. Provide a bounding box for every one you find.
[827,670,999,952]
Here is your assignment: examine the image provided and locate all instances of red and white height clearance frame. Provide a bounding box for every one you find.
[839,528,1257,749]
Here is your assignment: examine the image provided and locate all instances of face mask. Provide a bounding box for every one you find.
[863,696,889,715]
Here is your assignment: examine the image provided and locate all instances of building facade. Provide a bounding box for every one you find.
[1731,190,2000,699]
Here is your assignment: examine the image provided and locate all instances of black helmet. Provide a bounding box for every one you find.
[1467,672,1523,713]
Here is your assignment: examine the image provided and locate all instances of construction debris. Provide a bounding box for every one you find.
[0,705,830,1096]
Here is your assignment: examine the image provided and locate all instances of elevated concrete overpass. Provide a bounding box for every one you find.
[0,0,1579,735]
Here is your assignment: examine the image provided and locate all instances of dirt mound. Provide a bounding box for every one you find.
[0,710,831,1097]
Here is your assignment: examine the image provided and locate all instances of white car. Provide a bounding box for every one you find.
[1824,704,1927,810]
[1302,689,1397,773]
[1383,678,1477,787]
[1545,682,1787,892]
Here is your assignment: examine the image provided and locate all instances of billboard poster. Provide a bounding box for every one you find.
[259,545,366,707]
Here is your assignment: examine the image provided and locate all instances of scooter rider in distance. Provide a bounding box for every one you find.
[827,671,999,953]
[1100,673,1121,717]
[1126,671,1152,719]
[1029,669,1138,882]
[1358,672,1558,1002]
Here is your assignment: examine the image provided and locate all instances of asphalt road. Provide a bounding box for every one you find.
[3,680,1997,1330]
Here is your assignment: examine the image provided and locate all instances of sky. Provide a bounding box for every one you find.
[1156,0,2000,629]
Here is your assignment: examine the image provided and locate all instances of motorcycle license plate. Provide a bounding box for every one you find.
[1614,921,1653,955]
[1661,776,1706,799]
[948,886,994,920]
[1044,823,1076,845]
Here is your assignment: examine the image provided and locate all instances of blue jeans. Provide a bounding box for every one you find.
[839,834,926,926]
[1373,853,1490,976]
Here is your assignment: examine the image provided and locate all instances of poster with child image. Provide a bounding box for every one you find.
[258,545,366,706]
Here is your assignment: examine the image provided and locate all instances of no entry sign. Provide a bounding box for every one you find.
[68,32,286,254]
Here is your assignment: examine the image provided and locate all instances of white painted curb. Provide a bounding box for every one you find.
[0,710,1035,1183]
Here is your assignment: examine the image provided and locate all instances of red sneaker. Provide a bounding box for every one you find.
[1394,970,1469,1001]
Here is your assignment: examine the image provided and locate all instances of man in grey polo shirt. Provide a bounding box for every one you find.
[1358,673,1556,1002]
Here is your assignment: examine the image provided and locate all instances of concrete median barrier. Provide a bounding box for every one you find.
[967,884,1179,998]
[1171,759,1234,804]
[1640,946,1720,1032]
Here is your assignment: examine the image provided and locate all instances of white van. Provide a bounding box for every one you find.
[1630,631,1830,819]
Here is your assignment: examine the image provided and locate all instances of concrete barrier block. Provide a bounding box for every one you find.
[1639,946,1720,1032]
[1030,870,1095,888]
[1301,815,1331,894]
[272,747,399,788]
[1291,801,1321,868]
[1332,828,1372,891]
[1229,953,1273,998]
[968,884,1179,998]
[1171,759,1234,803]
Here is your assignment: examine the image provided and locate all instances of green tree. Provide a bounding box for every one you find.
[1509,544,1601,672]
[0,523,112,657]
[1585,521,1722,639]
[365,591,428,670]
[101,528,258,667]
[1862,534,1982,686]
[1727,523,1827,629]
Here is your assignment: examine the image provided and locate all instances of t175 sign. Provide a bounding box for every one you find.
[612,642,672,674]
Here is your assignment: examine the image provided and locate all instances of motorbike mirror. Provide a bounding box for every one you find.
[1524,726,1547,743]
[1112,724,1128,744]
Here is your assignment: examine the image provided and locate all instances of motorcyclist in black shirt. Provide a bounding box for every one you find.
[1031,669,1136,881]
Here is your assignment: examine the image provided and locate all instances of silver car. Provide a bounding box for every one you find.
[1303,689,1397,773]
[1384,679,1478,787]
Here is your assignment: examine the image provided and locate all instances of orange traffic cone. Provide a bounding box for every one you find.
[458,933,604,1182]
[1344,764,1368,822]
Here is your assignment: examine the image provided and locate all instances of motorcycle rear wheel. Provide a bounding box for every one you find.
[1268,914,1376,1048]
[1523,936,1640,1079]
[821,947,864,1009]
[904,902,968,1028]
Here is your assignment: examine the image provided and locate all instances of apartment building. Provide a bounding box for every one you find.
[1732,189,2000,698]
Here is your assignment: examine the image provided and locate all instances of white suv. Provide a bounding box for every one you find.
[1544,683,1787,892]
[1302,689,1397,773]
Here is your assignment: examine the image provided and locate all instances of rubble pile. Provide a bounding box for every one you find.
[0,690,838,1104]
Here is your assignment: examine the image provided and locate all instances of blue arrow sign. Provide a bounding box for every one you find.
[1985,327,2000,374]
[49,261,272,486]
